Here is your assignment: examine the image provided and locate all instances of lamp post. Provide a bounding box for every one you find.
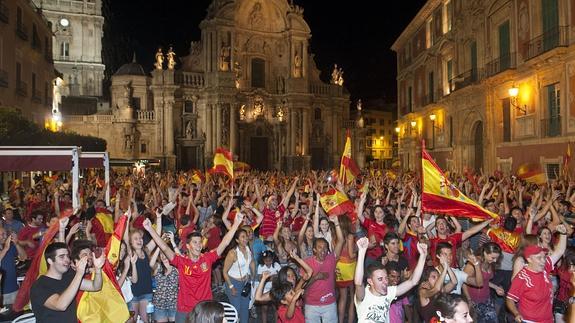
[429,114,436,149]
[508,84,527,115]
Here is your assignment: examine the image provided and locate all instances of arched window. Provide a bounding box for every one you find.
[251,58,265,88]
[314,108,321,120]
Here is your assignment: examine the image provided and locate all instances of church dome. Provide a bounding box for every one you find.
[114,54,146,76]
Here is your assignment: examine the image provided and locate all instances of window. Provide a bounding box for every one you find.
[426,18,433,48]
[545,163,560,179]
[16,62,21,82]
[16,7,22,27]
[251,58,265,88]
[184,100,194,113]
[60,42,69,58]
[545,83,560,137]
[470,41,477,81]
[314,108,321,120]
[444,1,452,33]
[499,21,510,69]
[141,143,147,154]
[132,97,141,110]
[428,71,434,102]
[32,24,40,49]
[380,119,385,126]
[32,73,36,93]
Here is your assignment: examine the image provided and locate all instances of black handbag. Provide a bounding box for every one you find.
[241,281,252,297]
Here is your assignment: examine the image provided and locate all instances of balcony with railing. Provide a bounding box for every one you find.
[39,0,98,14]
[0,1,9,23]
[16,24,28,41]
[527,26,569,60]
[450,68,481,91]
[0,69,7,88]
[176,72,205,88]
[137,110,155,121]
[16,81,27,97]
[484,52,516,78]
[541,116,561,138]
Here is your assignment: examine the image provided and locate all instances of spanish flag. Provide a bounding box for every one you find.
[563,143,572,177]
[190,169,205,185]
[105,214,128,267]
[95,207,114,235]
[421,144,498,220]
[76,261,130,322]
[320,188,356,222]
[516,163,547,185]
[13,209,74,311]
[210,147,234,179]
[487,227,521,253]
[339,130,360,185]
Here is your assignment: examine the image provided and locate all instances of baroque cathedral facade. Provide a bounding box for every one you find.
[63,0,359,171]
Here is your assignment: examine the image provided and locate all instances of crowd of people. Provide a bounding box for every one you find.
[0,167,574,323]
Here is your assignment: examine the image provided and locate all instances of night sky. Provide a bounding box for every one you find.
[104,0,427,109]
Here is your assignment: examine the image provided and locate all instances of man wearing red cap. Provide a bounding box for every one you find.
[506,224,568,323]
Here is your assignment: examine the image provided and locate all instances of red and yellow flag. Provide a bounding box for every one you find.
[13,209,73,311]
[563,143,571,177]
[95,207,114,235]
[190,169,205,185]
[210,147,234,179]
[77,261,129,322]
[339,130,360,185]
[516,163,546,185]
[320,188,356,222]
[422,145,498,220]
[105,214,128,267]
[487,227,521,253]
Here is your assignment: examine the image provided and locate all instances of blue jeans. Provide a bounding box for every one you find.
[175,311,189,323]
[225,277,251,323]
[304,302,338,323]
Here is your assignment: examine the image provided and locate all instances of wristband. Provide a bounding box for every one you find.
[229,284,234,289]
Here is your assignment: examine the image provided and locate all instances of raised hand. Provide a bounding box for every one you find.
[261,270,271,282]
[59,217,69,230]
[92,250,106,269]
[556,224,567,234]
[356,237,369,250]
[77,255,89,273]
[233,212,245,225]
[142,218,153,232]
[417,242,428,257]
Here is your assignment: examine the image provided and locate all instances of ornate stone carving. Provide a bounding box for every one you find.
[293,51,302,78]
[220,44,231,71]
[331,64,344,86]
[167,46,176,70]
[221,105,230,146]
[248,2,265,29]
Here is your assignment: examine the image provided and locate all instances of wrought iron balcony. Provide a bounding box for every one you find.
[0,2,9,23]
[450,68,481,91]
[16,81,27,97]
[0,69,7,87]
[527,26,569,60]
[16,24,28,41]
[541,115,561,138]
[484,52,516,78]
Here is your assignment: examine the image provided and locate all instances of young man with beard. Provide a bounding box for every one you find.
[30,242,104,322]
[143,212,244,323]
[354,236,427,323]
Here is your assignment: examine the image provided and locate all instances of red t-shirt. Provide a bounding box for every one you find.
[361,218,387,259]
[277,304,305,323]
[170,251,219,312]
[507,256,554,323]
[402,232,419,271]
[303,254,336,306]
[17,225,42,259]
[260,205,286,239]
[429,232,462,267]
[206,226,221,250]
[290,215,306,234]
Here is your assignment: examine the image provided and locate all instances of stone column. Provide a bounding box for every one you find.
[216,104,222,149]
[164,100,174,155]
[290,109,296,155]
[230,105,237,154]
[302,108,309,155]
[206,104,212,154]
[211,104,217,151]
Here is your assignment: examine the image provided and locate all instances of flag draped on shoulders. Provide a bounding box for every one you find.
[320,188,356,222]
[13,209,73,311]
[421,144,498,220]
[77,214,130,322]
[210,147,234,179]
[339,130,360,185]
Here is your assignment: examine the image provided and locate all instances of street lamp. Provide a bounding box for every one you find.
[429,114,441,149]
[508,84,527,115]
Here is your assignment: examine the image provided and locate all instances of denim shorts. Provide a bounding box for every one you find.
[131,293,153,303]
[154,308,177,321]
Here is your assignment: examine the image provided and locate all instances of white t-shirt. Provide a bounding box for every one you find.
[443,267,469,295]
[256,263,281,292]
[355,285,397,323]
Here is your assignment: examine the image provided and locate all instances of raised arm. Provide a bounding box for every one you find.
[79,253,105,292]
[44,256,89,311]
[280,177,299,209]
[357,185,368,224]
[216,213,244,256]
[313,195,321,236]
[142,218,175,261]
[462,219,492,241]
[550,224,568,265]
[396,242,428,297]
[331,215,345,259]
[354,237,369,303]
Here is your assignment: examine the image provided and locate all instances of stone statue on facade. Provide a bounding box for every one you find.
[248,2,264,29]
[356,99,362,111]
[331,64,344,86]
[220,45,231,71]
[52,77,64,113]
[185,121,193,138]
[233,61,242,88]
[155,47,164,70]
[167,47,176,70]
[293,51,302,78]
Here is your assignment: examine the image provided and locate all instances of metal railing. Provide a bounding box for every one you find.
[450,68,481,91]
[39,0,97,14]
[16,81,27,97]
[484,52,516,77]
[0,1,8,23]
[137,110,155,121]
[527,26,569,60]
[541,116,561,137]
[16,24,28,41]
[0,69,7,87]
